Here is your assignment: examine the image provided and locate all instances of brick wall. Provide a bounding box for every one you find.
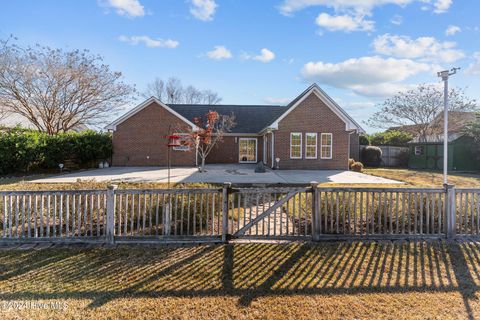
[207,136,263,164]
[349,132,360,161]
[112,101,196,166]
[274,93,350,170]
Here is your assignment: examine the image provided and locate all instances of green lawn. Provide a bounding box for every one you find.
[1,241,480,319]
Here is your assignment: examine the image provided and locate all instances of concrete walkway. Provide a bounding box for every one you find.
[30,164,402,184]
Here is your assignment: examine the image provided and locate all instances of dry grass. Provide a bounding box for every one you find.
[0,177,216,191]
[362,168,480,188]
[0,241,480,319]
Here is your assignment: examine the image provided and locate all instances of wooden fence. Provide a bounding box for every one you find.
[0,184,477,243]
[360,145,409,167]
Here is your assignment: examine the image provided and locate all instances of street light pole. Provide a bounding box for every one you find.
[437,67,460,185]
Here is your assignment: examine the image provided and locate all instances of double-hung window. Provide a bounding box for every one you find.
[305,133,317,159]
[320,133,332,159]
[290,133,302,159]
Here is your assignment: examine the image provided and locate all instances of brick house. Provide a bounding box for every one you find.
[106,84,364,170]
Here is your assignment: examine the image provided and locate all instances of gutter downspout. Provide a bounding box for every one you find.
[271,131,275,168]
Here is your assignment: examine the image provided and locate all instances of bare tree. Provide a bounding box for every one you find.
[0,39,135,134]
[0,103,8,122]
[0,38,11,122]
[165,77,184,104]
[143,77,222,105]
[143,77,165,100]
[201,89,222,105]
[185,111,235,172]
[366,84,478,142]
[183,85,203,104]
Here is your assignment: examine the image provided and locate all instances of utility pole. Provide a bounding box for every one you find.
[437,67,460,185]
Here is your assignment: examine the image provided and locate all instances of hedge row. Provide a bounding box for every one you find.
[0,128,112,175]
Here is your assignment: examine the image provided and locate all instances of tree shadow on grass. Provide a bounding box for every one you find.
[0,241,478,318]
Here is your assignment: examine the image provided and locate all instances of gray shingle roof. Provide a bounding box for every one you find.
[167,104,289,133]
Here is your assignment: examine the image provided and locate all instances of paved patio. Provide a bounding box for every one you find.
[30,164,402,184]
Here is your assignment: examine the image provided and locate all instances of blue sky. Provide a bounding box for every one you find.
[1,0,479,133]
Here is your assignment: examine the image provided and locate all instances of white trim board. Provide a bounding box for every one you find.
[105,97,197,131]
[267,85,365,134]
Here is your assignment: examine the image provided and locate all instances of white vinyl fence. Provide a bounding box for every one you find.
[0,184,477,243]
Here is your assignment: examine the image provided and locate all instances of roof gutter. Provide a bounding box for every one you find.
[259,126,276,135]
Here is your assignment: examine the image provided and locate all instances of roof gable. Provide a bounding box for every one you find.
[410,111,477,143]
[106,97,197,131]
[265,84,365,133]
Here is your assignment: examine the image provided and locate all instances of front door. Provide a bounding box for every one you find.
[239,138,257,163]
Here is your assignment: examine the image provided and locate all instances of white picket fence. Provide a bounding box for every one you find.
[0,184,477,243]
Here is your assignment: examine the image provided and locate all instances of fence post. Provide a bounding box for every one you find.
[106,185,117,245]
[164,197,172,236]
[445,183,456,239]
[222,182,231,243]
[310,181,320,241]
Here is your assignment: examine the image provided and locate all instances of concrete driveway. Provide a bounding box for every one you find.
[30,164,402,184]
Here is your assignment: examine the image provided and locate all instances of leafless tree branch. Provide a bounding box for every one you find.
[0,38,136,134]
[143,77,222,105]
[366,84,478,142]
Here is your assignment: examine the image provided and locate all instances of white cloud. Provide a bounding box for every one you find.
[278,0,451,16]
[301,56,432,97]
[118,35,179,48]
[373,33,464,63]
[466,52,480,75]
[315,13,374,32]
[342,101,376,110]
[351,83,417,97]
[433,0,452,13]
[390,14,403,25]
[190,0,217,21]
[206,46,232,60]
[243,48,276,63]
[445,25,461,36]
[102,0,145,17]
[278,0,415,16]
[264,97,291,105]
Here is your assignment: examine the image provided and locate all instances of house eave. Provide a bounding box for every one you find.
[105,97,198,131]
[259,126,277,135]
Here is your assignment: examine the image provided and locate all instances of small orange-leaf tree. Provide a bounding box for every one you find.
[187,110,235,172]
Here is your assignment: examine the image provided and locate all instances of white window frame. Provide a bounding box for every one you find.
[172,133,190,151]
[238,138,258,163]
[305,133,317,159]
[414,146,424,156]
[320,133,333,159]
[290,132,302,159]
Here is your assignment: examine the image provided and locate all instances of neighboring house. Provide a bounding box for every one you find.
[387,123,426,136]
[409,112,479,171]
[106,84,365,170]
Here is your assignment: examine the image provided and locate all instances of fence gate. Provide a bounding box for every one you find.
[228,186,313,240]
